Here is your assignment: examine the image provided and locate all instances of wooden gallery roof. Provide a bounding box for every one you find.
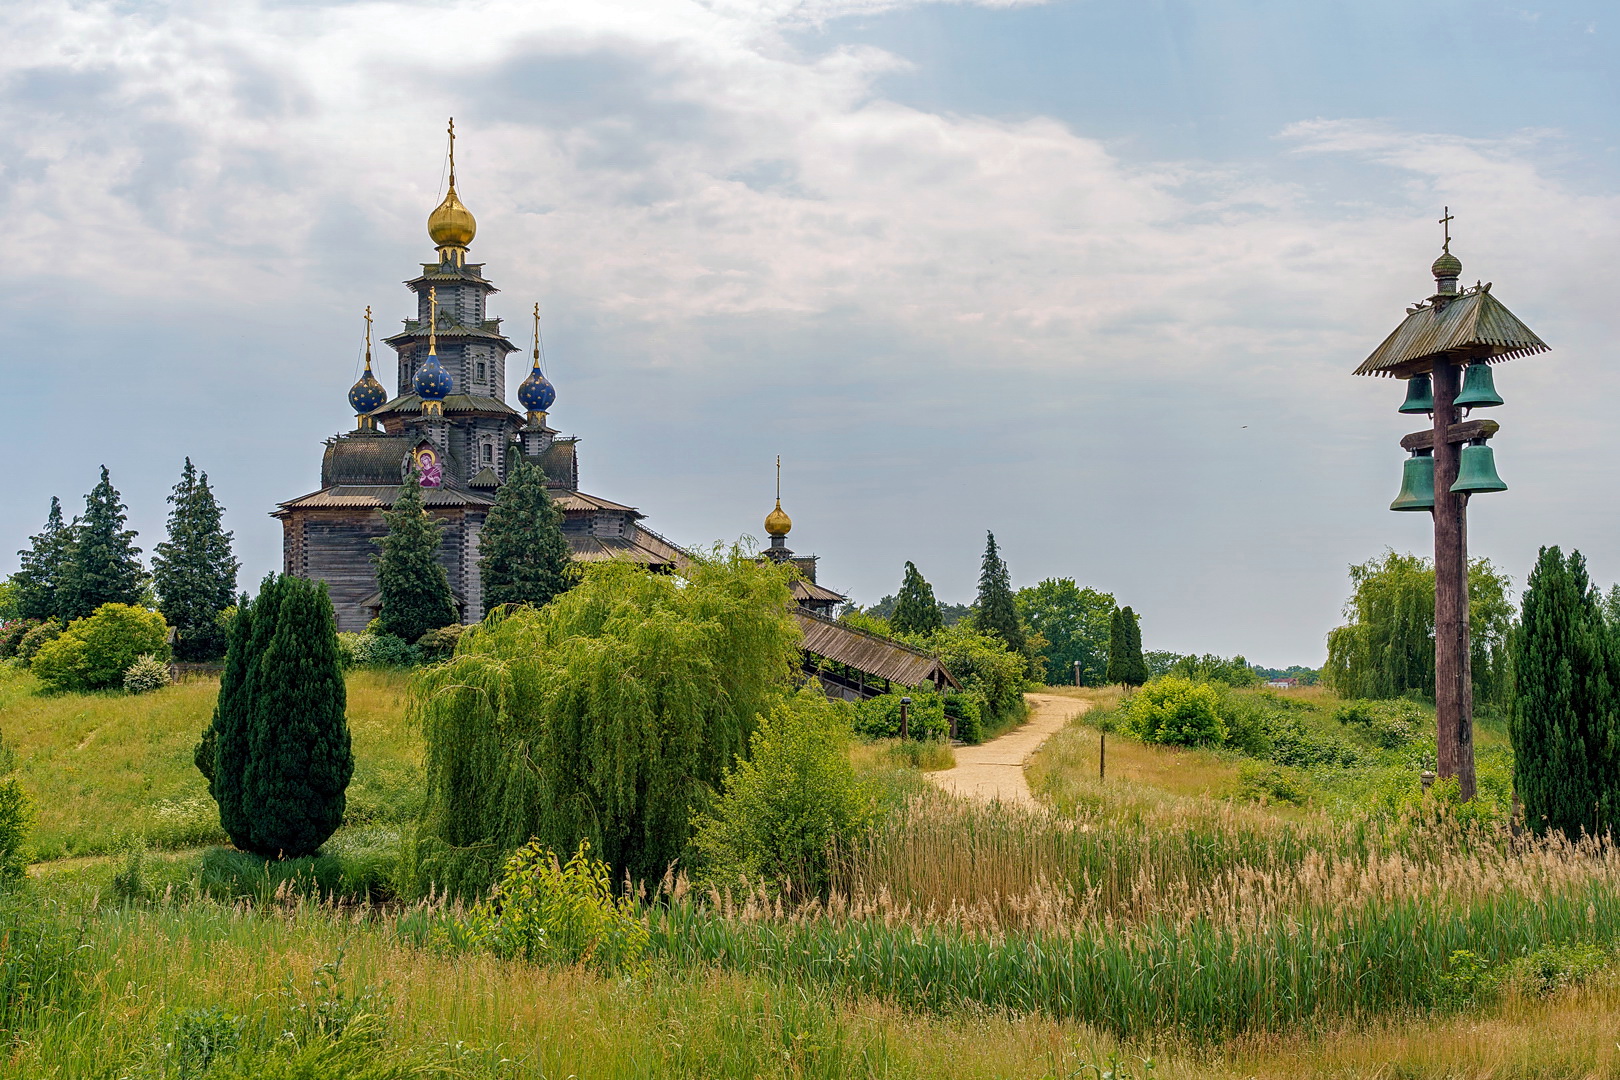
[794,610,959,690]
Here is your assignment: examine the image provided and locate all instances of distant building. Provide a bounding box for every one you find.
[274,123,683,631]
[1266,677,1299,689]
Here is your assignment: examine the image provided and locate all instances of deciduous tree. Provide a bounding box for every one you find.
[1015,578,1116,685]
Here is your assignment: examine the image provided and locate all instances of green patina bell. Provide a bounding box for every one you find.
[1390,449,1436,512]
[1398,373,1434,414]
[1450,439,1507,494]
[1454,362,1504,409]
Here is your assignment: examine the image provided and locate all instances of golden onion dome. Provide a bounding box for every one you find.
[764,499,792,538]
[428,186,476,248]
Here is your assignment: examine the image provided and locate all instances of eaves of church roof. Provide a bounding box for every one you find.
[406,264,494,287]
[370,393,520,418]
[272,483,497,515]
[383,322,516,348]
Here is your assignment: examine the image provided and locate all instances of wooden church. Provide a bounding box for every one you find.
[275,124,685,631]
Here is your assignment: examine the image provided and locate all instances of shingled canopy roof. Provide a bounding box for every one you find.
[1354,284,1549,378]
[794,610,958,690]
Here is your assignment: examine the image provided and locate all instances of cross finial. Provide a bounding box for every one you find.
[532,302,541,363]
[1439,206,1454,254]
[363,305,373,368]
[447,118,457,188]
[428,286,438,355]
[775,455,781,502]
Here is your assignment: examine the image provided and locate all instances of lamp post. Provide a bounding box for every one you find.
[900,696,911,741]
[1356,210,1547,801]
[1074,659,1082,688]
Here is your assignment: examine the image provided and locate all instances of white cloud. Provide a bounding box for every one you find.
[1,0,1615,664]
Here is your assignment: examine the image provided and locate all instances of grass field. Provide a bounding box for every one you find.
[4,663,1619,1077]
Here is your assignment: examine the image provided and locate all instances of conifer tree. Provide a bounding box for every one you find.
[1106,606,1149,687]
[375,471,457,641]
[973,531,1025,653]
[890,561,944,636]
[479,462,572,611]
[13,498,72,621]
[1511,546,1620,837]
[241,577,352,857]
[57,467,144,623]
[153,459,240,660]
[206,577,281,848]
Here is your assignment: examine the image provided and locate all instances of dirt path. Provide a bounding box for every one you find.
[927,692,1088,807]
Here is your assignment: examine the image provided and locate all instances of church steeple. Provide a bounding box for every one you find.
[764,456,793,559]
[428,118,476,267]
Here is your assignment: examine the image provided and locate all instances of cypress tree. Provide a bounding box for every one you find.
[13,498,72,621]
[241,577,352,857]
[208,577,283,849]
[890,561,944,636]
[375,472,458,641]
[153,459,240,660]
[1121,605,1149,686]
[1511,546,1620,837]
[57,466,144,623]
[973,531,1026,653]
[478,462,572,611]
[1106,606,1149,687]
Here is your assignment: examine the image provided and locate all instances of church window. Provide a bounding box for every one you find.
[477,360,486,382]
[482,443,493,464]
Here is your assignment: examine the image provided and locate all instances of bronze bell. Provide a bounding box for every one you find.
[1450,439,1507,495]
[1454,362,1504,409]
[1398,373,1434,414]
[1390,449,1436,512]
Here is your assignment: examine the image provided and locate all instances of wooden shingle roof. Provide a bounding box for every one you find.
[1355,284,1549,378]
[794,610,959,690]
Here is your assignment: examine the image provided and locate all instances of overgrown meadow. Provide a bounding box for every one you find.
[4,657,1620,1079]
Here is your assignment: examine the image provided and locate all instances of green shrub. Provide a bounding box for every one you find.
[853,689,949,741]
[414,623,466,660]
[0,618,39,660]
[1263,713,1362,768]
[1165,653,1260,687]
[694,692,877,894]
[336,632,421,669]
[440,839,650,974]
[1235,762,1312,806]
[1514,941,1610,995]
[0,774,33,881]
[14,617,62,665]
[31,603,169,692]
[926,624,1028,734]
[944,691,983,743]
[122,652,172,694]
[1335,698,1428,750]
[1122,677,1225,747]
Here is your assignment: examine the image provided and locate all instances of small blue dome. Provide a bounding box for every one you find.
[348,368,388,414]
[413,353,454,402]
[517,363,556,413]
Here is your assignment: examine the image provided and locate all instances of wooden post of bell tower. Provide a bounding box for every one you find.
[1430,357,1475,800]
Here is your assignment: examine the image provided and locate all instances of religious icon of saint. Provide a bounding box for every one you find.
[414,447,443,488]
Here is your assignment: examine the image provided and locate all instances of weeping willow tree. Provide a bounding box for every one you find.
[1324,550,1514,706]
[406,551,801,897]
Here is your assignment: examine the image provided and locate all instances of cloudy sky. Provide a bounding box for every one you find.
[2,0,1616,666]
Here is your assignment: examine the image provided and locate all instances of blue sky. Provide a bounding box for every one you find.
[2,0,1617,666]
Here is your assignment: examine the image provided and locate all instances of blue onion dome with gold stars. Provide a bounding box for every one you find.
[348,365,387,414]
[517,362,556,413]
[413,352,453,402]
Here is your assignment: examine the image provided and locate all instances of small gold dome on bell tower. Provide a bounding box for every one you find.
[427,118,476,250]
[765,499,792,538]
